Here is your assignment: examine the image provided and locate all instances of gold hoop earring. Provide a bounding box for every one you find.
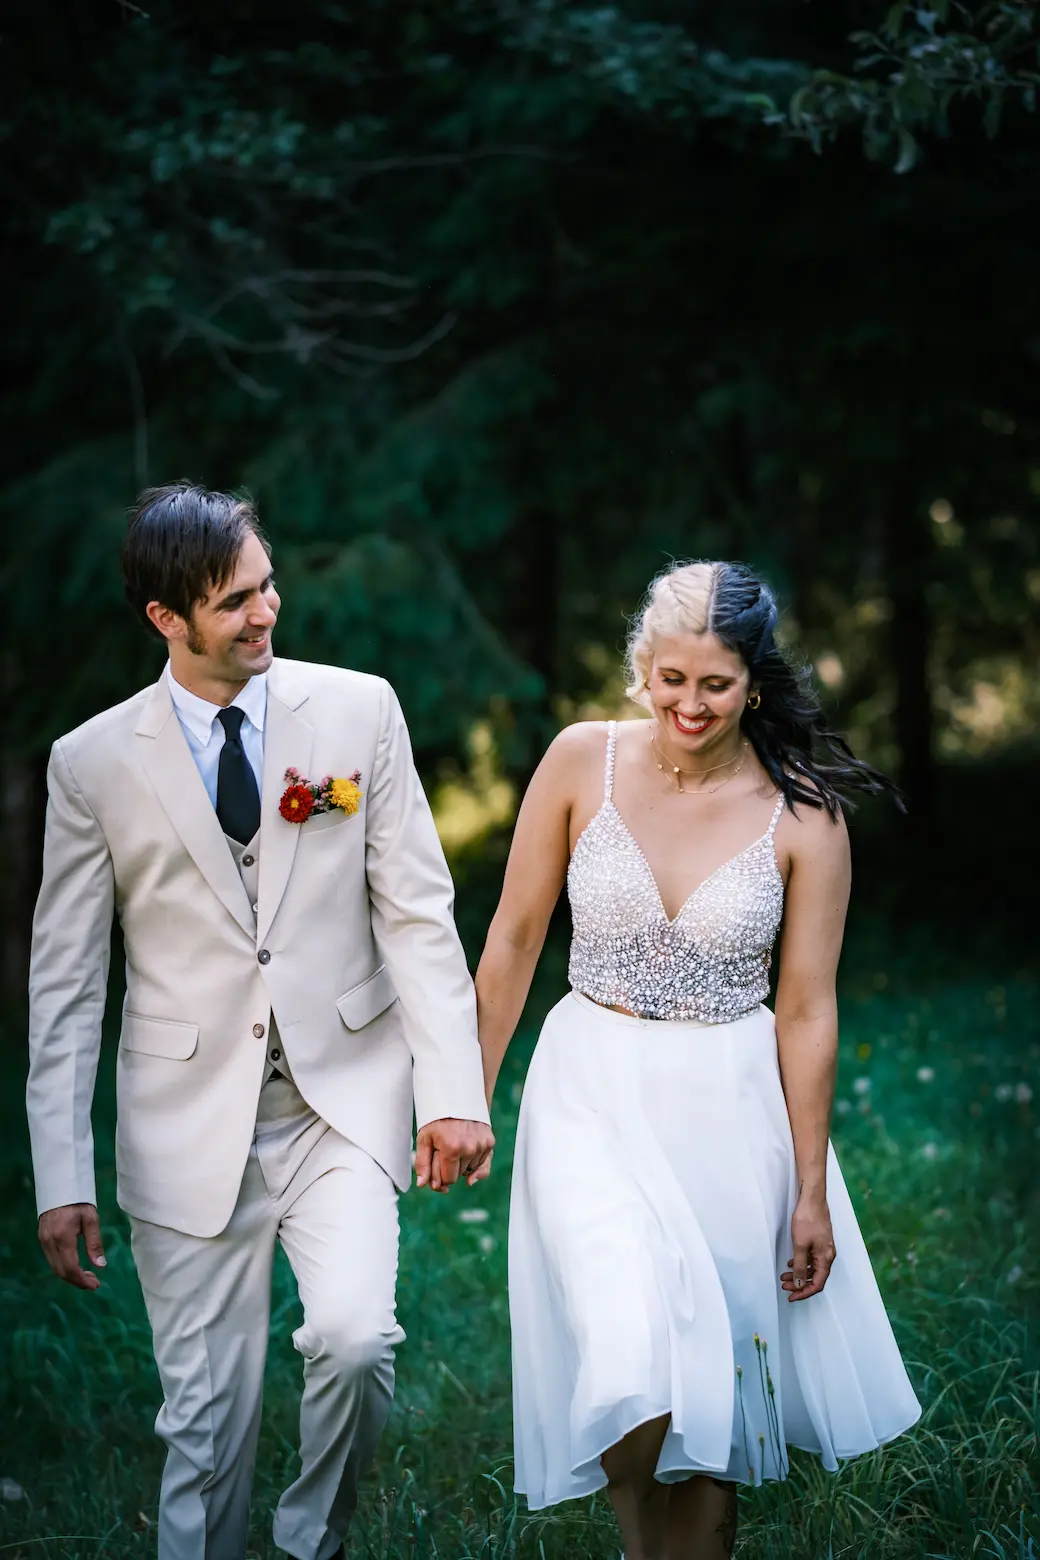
[643,678,650,691]
[747,691,761,710]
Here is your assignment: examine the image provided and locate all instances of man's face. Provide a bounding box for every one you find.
[181,532,280,682]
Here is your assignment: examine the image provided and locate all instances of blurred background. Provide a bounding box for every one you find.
[1,3,1037,1557]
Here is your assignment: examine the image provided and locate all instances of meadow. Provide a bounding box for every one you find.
[1,922,1036,1560]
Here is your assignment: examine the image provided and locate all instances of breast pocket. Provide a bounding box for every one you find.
[121,1013,199,1060]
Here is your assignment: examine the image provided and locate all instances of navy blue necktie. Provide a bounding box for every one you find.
[216,707,261,845]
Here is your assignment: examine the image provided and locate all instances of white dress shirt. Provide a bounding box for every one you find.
[165,662,267,808]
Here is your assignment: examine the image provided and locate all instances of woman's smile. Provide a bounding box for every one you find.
[669,709,716,736]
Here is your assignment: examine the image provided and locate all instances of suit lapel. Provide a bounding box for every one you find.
[135,677,256,937]
[257,663,313,945]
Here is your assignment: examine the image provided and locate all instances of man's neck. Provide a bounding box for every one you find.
[167,656,250,709]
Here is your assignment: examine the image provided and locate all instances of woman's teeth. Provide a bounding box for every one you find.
[673,712,713,734]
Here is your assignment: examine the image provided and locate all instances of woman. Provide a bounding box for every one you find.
[475,561,921,1560]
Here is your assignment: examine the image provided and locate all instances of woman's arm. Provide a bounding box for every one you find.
[773,800,851,1300]
[475,725,593,1106]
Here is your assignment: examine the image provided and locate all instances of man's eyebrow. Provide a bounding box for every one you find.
[214,572,274,609]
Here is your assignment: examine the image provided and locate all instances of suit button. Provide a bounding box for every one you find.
[258,949,271,965]
[243,854,255,867]
[270,1048,281,1062]
[253,1023,265,1039]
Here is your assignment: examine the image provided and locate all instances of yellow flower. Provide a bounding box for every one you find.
[330,777,362,815]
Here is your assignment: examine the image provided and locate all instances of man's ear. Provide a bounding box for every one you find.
[145,600,185,643]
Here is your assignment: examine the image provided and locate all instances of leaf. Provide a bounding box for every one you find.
[886,3,910,39]
[894,125,919,172]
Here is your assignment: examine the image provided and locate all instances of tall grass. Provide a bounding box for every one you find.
[1,931,1036,1558]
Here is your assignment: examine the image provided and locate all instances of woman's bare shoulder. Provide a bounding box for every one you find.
[778,780,849,860]
[530,719,611,793]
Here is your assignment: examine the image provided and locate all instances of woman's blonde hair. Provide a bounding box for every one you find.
[625,561,721,709]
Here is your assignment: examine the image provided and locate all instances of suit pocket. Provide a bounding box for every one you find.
[122,1013,199,1060]
[301,808,350,836]
[336,965,398,1031]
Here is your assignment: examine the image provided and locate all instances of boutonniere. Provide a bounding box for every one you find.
[279,767,363,824]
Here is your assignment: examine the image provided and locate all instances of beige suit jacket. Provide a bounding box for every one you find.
[26,658,490,1237]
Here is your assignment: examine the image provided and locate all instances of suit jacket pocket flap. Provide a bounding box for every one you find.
[336,965,397,1031]
[122,1013,199,1060]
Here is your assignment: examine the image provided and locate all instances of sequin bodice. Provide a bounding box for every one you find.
[567,722,785,1023]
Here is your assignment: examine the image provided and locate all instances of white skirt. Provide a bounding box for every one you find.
[508,991,921,1510]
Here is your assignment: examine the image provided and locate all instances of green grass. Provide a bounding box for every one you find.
[1,931,1037,1559]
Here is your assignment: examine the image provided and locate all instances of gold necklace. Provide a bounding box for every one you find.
[651,731,749,796]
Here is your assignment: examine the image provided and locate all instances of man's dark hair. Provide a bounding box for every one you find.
[121,481,270,635]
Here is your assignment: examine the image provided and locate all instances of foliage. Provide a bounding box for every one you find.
[2,0,1039,867]
[783,2,1040,170]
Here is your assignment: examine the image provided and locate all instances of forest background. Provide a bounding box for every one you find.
[0,3,1037,1557]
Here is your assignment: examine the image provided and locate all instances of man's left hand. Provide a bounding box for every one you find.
[415,1118,495,1192]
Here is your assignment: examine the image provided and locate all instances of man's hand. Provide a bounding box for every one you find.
[415,1118,495,1193]
[38,1203,107,1290]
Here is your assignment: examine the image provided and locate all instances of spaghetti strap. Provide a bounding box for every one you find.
[604,721,618,802]
[767,790,785,839]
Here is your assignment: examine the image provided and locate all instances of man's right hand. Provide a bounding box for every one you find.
[38,1204,107,1290]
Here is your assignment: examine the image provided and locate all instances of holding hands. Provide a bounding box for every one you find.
[415,1117,495,1192]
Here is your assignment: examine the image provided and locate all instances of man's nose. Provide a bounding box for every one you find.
[251,595,278,626]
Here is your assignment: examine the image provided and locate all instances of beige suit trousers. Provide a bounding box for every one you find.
[129,1074,403,1560]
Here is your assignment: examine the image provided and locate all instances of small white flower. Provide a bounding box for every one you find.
[458,1208,490,1224]
[995,1083,1014,1102]
[479,1234,496,1254]
[920,1142,939,1161]
[1015,1082,1033,1104]
[916,1066,935,1083]
[853,1077,872,1095]
[0,1479,25,1502]
[835,1099,852,1116]
[1006,1265,1023,1286]
[906,1250,918,1266]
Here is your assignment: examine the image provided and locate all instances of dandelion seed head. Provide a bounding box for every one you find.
[916,1066,935,1083]
[853,1076,872,1095]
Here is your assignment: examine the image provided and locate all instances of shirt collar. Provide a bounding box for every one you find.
[165,662,268,747]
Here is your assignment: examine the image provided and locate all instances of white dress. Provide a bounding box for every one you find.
[508,722,920,1510]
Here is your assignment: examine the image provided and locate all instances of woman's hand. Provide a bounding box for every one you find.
[781,1194,836,1301]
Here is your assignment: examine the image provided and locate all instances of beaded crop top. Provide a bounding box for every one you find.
[567,721,786,1023]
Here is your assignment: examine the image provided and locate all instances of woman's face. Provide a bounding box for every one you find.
[647,632,752,754]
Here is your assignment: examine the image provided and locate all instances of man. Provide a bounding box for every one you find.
[26,482,494,1560]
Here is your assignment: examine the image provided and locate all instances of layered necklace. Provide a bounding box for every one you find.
[650,726,748,796]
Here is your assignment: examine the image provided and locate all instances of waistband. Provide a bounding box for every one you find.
[568,988,765,1032]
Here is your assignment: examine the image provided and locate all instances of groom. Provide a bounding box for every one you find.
[26,483,495,1560]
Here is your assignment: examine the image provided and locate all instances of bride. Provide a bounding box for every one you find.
[474,561,921,1560]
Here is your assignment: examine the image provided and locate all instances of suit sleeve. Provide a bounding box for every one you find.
[364,681,490,1129]
[26,741,115,1215]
